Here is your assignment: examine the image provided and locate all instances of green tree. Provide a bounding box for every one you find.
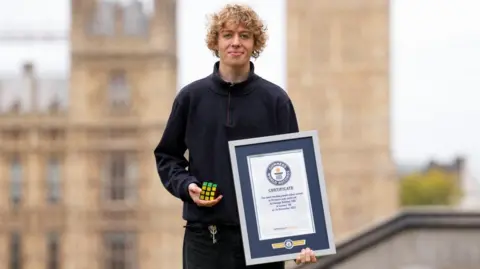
[400,168,462,206]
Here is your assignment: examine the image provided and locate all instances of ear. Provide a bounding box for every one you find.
[213,43,219,57]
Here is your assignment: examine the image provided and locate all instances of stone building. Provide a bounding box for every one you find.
[0,0,398,268]
[286,0,399,240]
[0,0,182,268]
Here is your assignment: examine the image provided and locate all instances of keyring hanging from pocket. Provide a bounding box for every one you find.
[208,225,217,244]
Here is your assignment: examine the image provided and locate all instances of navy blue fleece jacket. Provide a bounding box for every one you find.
[154,61,299,225]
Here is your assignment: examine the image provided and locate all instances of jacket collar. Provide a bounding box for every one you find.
[209,61,259,96]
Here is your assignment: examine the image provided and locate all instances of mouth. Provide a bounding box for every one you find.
[228,52,244,56]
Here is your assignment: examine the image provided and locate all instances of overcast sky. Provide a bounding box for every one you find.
[0,0,479,175]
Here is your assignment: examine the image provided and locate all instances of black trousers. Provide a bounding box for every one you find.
[182,223,285,269]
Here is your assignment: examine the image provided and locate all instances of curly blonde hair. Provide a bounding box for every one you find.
[205,4,268,59]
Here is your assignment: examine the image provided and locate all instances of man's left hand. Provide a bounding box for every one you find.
[295,248,317,265]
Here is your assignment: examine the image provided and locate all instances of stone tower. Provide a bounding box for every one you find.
[287,1,399,240]
[68,0,183,268]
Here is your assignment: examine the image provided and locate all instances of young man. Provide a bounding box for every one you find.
[154,4,317,269]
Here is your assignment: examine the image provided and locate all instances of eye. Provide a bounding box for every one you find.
[223,33,232,38]
[240,34,250,39]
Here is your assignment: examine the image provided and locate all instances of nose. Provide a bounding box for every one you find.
[231,34,241,46]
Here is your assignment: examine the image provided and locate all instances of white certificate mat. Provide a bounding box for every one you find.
[247,149,316,241]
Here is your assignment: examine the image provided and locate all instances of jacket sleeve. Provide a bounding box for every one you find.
[277,98,300,134]
[154,95,199,203]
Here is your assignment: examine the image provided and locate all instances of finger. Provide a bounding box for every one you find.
[312,255,317,263]
[190,191,202,200]
[191,191,200,199]
[199,195,223,207]
[295,254,303,265]
[305,248,312,262]
[190,186,202,194]
[300,248,306,263]
[205,195,223,204]
[195,199,209,206]
[195,195,222,207]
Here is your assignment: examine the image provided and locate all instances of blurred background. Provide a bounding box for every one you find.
[0,0,479,268]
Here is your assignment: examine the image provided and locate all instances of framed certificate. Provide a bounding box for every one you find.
[228,130,336,265]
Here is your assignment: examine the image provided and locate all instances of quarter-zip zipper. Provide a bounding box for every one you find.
[226,83,234,126]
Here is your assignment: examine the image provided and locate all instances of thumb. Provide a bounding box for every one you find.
[189,184,201,194]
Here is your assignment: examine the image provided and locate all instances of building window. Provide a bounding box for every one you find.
[10,156,22,205]
[122,1,149,36]
[88,0,116,36]
[104,232,136,269]
[104,152,137,202]
[47,232,60,269]
[110,153,127,200]
[108,70,130,110]
[46,157,61,203]
[9,232,21,269]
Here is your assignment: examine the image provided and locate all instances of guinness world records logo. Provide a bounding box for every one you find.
[284,239,294,249]
[266,161,291,185]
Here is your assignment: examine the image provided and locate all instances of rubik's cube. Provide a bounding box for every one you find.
[200,182,218,201]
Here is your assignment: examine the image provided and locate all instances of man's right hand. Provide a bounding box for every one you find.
[188,183,223,207]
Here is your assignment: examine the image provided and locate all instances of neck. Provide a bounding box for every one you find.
[218,61,251,84]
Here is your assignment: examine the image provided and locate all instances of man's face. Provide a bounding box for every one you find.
[216,22,254,67]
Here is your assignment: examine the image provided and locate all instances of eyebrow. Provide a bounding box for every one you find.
[220,29,251,34]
